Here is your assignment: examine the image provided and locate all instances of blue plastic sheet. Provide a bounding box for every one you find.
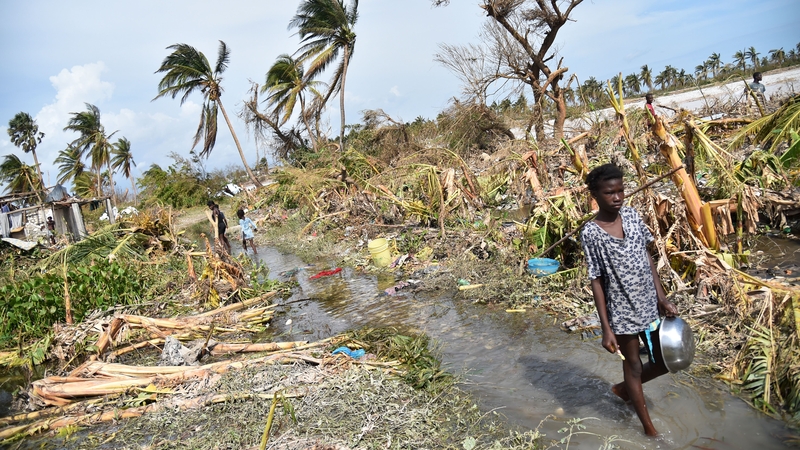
[331,347,365,359]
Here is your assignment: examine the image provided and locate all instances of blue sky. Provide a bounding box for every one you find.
[1,0,797,191]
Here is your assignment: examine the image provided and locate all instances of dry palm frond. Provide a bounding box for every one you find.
[269,166,346,213]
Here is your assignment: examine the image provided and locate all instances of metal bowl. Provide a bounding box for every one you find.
[659,317,695,372]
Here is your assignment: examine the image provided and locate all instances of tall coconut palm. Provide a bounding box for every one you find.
[111,137,137,203]
[708,53,722,77]
[0,154,39,195]
[54,145,86,185]
[7,112,45,190]
[289,0,359,149]
[154,41,262,187]
[733,50,747,71]
[769,48,785,65]
[262,54,325,149]
[639,65,653,92]
[746,47,760,68]
[63,103,116,199]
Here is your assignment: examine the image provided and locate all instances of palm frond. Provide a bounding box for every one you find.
[729,94,800,153]
[215,40,230,75]
[37,223,147,272]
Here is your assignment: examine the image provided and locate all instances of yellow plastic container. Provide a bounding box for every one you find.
[368,238,392,267]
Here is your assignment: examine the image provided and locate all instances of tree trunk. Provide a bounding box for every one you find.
[30,149,43,190]
[553,91,567,140]
[107,161,116,206]
[217,99,263,187]
[129,176,138,204]
[300,97,317,152]
[338,47,350,150]
[532,89,545,140]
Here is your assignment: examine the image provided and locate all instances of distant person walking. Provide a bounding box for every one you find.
[644,93,657,126]
[207,201,231,254]
[237,209,258,255]
[745,72,767,114]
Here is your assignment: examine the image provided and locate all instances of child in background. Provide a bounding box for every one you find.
[580,163,678,437]
[237,209,258,255]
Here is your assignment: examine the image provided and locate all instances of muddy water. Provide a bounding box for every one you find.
[246,245,794,449]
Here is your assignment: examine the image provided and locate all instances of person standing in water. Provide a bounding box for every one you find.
[580,163,678,437]
[237,209,258,255]
[207,201,231,254]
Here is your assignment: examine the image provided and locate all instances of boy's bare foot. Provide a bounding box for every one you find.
[611,383,630,402]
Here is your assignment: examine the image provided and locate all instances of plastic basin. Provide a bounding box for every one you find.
[527,258,560,277]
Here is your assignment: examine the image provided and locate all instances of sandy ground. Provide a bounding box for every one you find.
[563,66,800,134]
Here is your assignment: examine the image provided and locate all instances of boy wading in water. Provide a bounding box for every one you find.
[580,164,678,436]
[237,209,258,255]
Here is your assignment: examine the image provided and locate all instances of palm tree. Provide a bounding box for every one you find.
[111,137,137,203]
[63,103,116,199]
[580,76,602,105]
[624,73,641,96]
[746,46,760,68]
[154,41,262,187]
[7,112,45,190]
[289,0,359,149]
[695,63,708,81]
[707,53,722,77]
[769,48,785,65]
[54,145,86,185]
[262,54,325,149]
[639,65,653,92]
[0,154,39,195]
[733,50,747,71]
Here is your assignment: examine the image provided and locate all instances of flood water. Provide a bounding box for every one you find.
[248,243,796,450]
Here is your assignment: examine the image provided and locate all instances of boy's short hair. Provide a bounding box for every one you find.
[236,209,245,219]
[586,164,624,193]
[207,200,215,207]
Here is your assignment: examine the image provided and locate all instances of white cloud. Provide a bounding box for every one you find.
[36,62,114,137]
[390,86,401,97]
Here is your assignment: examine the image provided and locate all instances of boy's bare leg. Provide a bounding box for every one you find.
[612,332,669,402]
[250,239,257,255]
[616,333,659,436]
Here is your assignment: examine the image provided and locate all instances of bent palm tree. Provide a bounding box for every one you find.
[54,145,86,185]
[63,103,116,199]
[111,137,137,203]
[263,54,325,149]
[7,112,45,190]
[154,41,262,186]
[289,0,359,149]
[0,154,39,195]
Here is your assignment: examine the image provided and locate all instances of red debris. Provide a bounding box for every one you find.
[309,267,342,280]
